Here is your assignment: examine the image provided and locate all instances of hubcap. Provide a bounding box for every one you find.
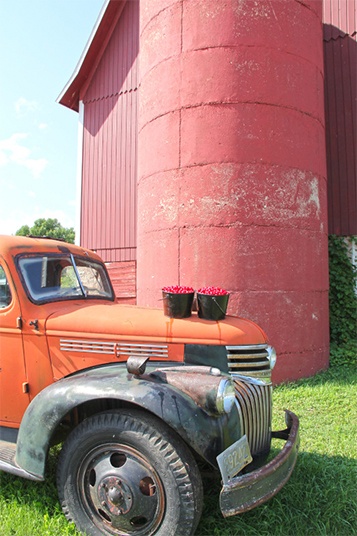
[79,444,165,535]
[98,476,132,515]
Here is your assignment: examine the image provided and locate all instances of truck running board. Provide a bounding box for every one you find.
[0,440,43,481]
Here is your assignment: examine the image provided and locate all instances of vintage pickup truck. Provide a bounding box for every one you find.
[0,235,299,536]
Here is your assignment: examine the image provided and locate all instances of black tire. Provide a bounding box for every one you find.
[57,409,203,536]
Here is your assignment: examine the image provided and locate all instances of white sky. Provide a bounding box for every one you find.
[0,0,104,235]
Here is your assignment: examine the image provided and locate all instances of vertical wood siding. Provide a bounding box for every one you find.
[80,0,139,260]
[323,0,357,235]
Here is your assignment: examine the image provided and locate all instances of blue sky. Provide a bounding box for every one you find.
[0,0,104,235]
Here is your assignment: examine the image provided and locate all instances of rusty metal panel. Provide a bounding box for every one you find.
[80,0,139,260]
[323,0,357,235]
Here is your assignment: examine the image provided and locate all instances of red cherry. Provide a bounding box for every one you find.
[162,285,194,294]
[197,286,229,295]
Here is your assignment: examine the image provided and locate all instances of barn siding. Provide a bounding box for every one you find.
[323,0,357,235]
[106,261,136,304]
[80,0,139,261]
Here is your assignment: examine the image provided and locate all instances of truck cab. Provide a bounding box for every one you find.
[0,235,299,536]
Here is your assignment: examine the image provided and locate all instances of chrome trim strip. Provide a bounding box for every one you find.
[226,344,269,351]
[59,339,169,359]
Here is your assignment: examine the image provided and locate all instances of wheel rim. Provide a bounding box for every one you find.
[78,443,166,535]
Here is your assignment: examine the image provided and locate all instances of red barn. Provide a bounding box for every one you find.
[58,0,356,383]
[323,0,356,236]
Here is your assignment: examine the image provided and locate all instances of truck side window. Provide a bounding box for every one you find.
[0,266,12,308]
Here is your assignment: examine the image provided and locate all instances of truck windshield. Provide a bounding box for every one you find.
[17,253,114,304]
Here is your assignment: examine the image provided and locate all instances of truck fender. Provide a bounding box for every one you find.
[16,364,240,480]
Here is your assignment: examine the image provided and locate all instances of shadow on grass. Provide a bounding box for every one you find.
[196,449,356,536]
[0,447,355,536]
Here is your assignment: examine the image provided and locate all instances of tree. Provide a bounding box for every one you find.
[16,218,75,244]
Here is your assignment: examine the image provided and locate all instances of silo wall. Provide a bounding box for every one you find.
[137,0,329,382]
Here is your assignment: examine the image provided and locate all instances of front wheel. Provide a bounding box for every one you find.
[57,410,203,536]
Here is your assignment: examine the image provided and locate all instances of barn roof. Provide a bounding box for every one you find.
[57,0,126,112]
[323,0,357,41]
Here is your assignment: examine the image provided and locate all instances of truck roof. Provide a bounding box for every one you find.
[0,235,101,262]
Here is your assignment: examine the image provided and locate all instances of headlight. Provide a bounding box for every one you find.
[267,346,277,369]
[216,379,236,414]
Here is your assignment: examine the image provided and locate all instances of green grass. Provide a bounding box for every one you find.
[0,365,356,536]
[197,365,357,536]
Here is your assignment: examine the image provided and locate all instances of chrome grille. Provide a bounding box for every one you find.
[226,344,271,382]
[227,345,273,457]
[234,377,272,457]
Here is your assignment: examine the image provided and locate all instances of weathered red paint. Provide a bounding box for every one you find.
[137,0,330,381]
[57,0,339,381]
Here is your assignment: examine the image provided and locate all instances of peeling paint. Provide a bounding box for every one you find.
[157,196,178,223]
[234,0,272,19]
[308,177,321,215]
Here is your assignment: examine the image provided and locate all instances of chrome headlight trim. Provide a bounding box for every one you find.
[267,346,277,370]
[216,378,236,414]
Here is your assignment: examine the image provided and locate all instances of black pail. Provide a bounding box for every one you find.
[162,292,194,318]
[197,293,229,320]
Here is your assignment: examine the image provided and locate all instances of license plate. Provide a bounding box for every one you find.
[217,435,253,484]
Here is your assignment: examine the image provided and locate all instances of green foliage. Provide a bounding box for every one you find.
[15,218,75,244]
[328,235,357,367]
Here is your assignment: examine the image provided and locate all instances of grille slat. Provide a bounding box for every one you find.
[229,360,269,369]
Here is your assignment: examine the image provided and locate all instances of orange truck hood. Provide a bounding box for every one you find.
[45,302,267,346]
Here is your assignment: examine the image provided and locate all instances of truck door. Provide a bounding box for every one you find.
[0,260,30,427]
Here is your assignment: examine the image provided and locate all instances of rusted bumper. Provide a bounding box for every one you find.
[220,410,299,516]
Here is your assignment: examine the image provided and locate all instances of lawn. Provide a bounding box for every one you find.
[0,365,356,536]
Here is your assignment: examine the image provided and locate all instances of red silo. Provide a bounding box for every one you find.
[137,0,329,382]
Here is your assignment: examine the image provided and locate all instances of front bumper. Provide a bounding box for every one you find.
[220,410,299,516]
